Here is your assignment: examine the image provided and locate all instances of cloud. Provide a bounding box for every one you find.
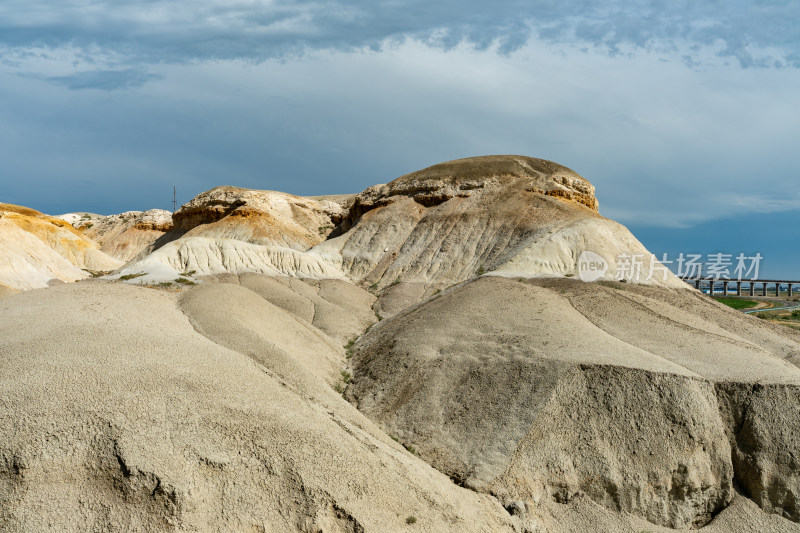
[0,1,799,68]
[42,68,161,90]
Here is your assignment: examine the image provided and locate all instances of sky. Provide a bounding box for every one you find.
[1,0,798,278]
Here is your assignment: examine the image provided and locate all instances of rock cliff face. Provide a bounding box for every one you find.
[73,209,174,262]
[311,155,678,288]
[347,155,598,219]
[118,156,681,289]
[172,186,348,250]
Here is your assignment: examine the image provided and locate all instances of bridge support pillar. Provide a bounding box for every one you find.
[777,282,783,297]
[709,280,715,295]
[695,280,701,290]
[723,281,729,296]
[790,284,794,298]
[763,282,769,297]
[749,283,755,297]
[736,282,743,296]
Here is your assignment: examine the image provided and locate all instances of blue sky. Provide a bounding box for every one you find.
[1,1,799,277]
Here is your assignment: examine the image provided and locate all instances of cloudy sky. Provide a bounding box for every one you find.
[2,1,799,277]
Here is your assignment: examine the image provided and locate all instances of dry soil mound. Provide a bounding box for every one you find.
[0,203,121,288]
[348,276,800,530]
[0,281,515,532]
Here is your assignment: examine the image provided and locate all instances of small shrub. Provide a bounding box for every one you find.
[181,270,196,276]
[403,443,416,455]
[333,382,344,394]
[390,279,401,287]
[341,370,351,384]
[406,516,417,525]
[477,266,485,275]
[370,282,378,291]
[174,277,196,286]
[119,272,146,281]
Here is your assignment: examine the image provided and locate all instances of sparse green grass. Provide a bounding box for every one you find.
[174,277,196,286]
[369,282,379,291]
[119,272,146,281]
[715,297,758,310]
[406,516,417,525]
[181,270,196,276]
[341,370,351,384]
[403,443,416,455]
[389,279,401,287]
[344,338,357,359]
[477,266,485,275]
[83,269,111,278]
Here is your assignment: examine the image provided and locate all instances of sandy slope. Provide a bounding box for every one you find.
[0,217,87,289]
[0,203,121,289]
[349,276,800,530]
[2,274,800,531]
[0,281,514,533]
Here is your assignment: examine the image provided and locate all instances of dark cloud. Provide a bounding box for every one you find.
[43,68,161,90]
[0,1,799,67]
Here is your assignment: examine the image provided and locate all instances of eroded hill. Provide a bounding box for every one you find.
[2,156,798,532]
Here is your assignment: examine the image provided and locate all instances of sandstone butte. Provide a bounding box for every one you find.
[1,155,799,533]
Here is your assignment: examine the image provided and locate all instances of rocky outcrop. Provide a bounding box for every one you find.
[114,156,682,289]
[64,209,174,262]
[312,155,679,288]
[172,187,348,251]
[717,382,800,522]
[347,155,598,221]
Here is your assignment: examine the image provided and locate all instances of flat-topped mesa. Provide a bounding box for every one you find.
[171,186,348,251]
[352,155,599,216]
[315,155,654,288]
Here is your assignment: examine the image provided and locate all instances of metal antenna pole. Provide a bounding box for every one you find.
[172,186,176,213]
